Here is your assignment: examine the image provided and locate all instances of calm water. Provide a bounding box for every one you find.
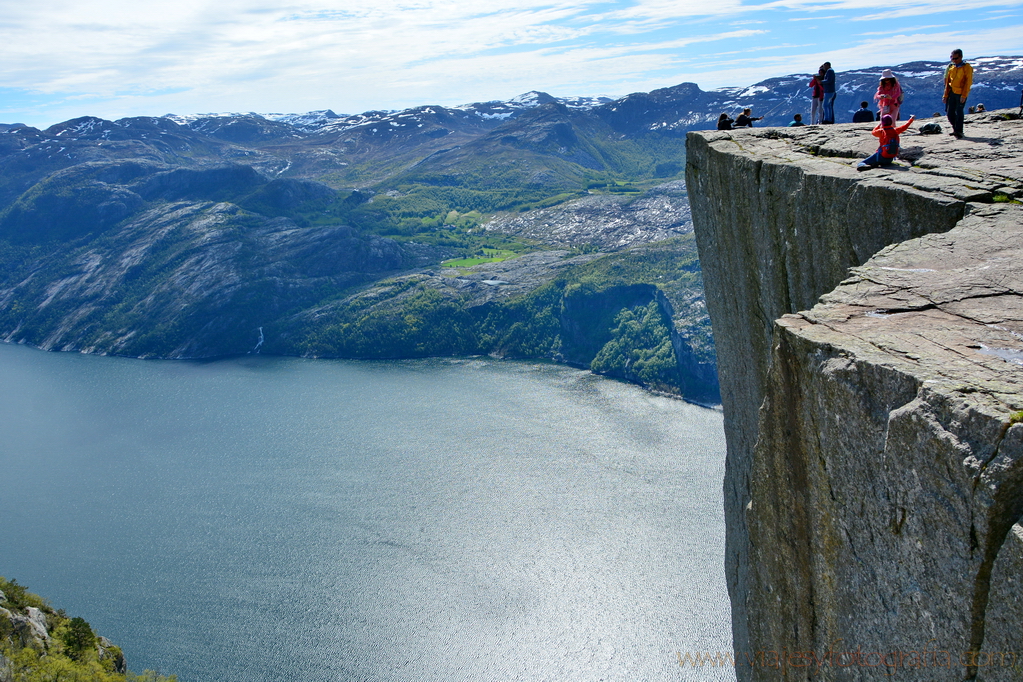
[0,343,732,682]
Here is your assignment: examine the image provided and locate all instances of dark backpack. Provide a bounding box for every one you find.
[919,122,942,134]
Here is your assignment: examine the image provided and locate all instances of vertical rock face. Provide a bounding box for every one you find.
[687,113,1023,681]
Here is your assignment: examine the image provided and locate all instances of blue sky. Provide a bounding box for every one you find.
[1,0,1021,128]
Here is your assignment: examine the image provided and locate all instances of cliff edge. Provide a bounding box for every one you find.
[687,112,1022,680]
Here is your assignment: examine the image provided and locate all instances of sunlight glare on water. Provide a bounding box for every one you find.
[0,345,733,682]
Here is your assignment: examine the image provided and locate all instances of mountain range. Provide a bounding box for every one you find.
[0,56,1020,402]
[174,55,1023,139]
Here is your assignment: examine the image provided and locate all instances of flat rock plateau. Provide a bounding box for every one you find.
[687,110,1022,681]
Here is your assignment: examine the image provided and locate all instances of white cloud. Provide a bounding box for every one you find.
[856,24,948,34]
[682,23,1023,90]
[0,0,1020,126]
[768,0,1021,10]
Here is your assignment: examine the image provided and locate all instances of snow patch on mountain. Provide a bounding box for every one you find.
[262,110,343,127]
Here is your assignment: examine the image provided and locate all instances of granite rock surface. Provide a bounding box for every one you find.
[687,110,1023,681]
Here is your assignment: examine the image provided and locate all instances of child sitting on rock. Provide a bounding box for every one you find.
[857,114,915,171]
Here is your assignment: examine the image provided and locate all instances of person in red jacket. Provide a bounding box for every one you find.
[809,73,824,124]
[857,114,915,170]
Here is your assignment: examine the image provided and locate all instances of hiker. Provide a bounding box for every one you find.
[875,69,904,121]
[857,114,915,171]
[820,62,836,123]
[809,73,824,124]
[852,101,874,123]
[717,113,734,130]
[943,49,973,139]
[788,114,806,127]
[976,103,986,112]
[734,108,763,127]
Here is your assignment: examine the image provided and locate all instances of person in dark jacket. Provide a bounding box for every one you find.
[820,62,836,123]
[852,101,874,123]
[734,108,763,127]
[717,113,734,130]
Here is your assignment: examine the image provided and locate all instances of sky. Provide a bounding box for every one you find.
[1,0,1021,128]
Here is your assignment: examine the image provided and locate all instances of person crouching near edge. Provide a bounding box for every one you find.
[944,48,973,139]
[857,113,915,171]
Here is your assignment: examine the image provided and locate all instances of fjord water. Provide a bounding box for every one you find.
[0,343,732,681]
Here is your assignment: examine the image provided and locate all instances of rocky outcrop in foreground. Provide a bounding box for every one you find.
[0,582,128,679]
[687,111,1022,680]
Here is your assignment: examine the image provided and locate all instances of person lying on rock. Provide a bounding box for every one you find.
[857,113,915,171]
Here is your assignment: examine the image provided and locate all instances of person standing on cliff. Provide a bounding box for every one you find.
[943,49,973,139]
[875,69,904,121]
[857,113,915,170]
[809,73,824,124]
[820,62,836,123]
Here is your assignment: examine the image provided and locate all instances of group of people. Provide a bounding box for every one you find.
[857,48,973,169]
[807,62,837,124]
[714,49,977,170]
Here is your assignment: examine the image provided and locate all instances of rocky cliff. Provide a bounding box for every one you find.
[687,111,1023,680]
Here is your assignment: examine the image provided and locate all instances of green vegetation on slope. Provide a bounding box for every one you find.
[320,122,689,241]
[282,236,714,399]
[0,577,176,682]
[591,300,679,392]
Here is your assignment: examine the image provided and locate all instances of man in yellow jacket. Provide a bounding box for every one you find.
[943,49,973,139]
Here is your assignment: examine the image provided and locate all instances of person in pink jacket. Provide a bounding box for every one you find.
[874,69,904,121]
